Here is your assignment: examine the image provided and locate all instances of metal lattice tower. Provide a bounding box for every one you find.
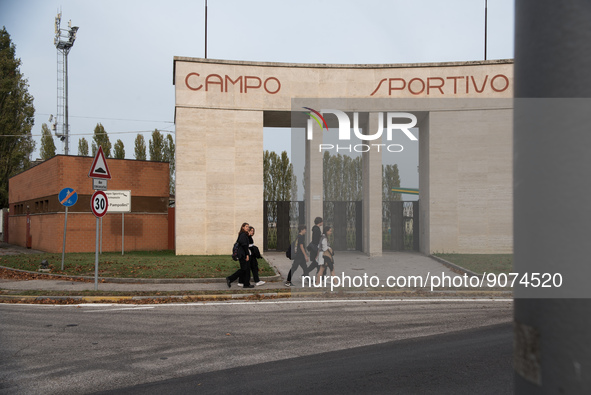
[53,12,78,156]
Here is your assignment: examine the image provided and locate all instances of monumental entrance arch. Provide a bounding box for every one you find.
[173,58,513,256]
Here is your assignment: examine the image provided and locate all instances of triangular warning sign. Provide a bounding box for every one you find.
[88,145,112,179]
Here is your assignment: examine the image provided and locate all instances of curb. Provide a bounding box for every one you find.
[0,289,512,304]
[0,264,282,284]
[429,255,483,277]
[0,292,295,303]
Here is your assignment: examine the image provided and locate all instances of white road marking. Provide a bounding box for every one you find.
[0,298,513,309]
[83,306,156,312]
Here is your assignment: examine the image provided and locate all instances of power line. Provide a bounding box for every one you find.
[1,129,175,138]
[37,113,174,124]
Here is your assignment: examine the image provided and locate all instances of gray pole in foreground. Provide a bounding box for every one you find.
[61,206,68,270]
[95,217,99,291]
[122,213,124,255]
[514,1,591,393]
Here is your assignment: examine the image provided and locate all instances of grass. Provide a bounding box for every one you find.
[433,253,513,275]
[0,250,276,279]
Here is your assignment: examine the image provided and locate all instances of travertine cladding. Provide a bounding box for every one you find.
[174,58,513,255]
[175,59,513,109]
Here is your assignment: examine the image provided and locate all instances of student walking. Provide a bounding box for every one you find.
[285,225,309,286]
[316,226,335,282]
[306,217,323,275]
[247,226,265,286]
[226,222,254,288]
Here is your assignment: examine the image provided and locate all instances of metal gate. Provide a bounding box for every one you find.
[263,201,304,252]
[263,201,363,252]
[383,201,419,251]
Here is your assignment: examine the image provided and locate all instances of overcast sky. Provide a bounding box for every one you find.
[1,0,514,190]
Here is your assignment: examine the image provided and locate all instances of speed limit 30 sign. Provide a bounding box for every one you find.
[91,191,109,218]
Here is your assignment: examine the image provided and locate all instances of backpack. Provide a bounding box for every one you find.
[285,240,296,259]
[231,242,240,261]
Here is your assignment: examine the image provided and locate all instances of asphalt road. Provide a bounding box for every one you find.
[0,299,513,394]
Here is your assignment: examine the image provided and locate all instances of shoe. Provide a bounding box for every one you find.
[226,277,231,288]
[237,283,244,287]
[284,281,293,287]
[255,281,266,286]
[243,285,254,288]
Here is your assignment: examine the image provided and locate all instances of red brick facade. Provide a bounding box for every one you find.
[8,155,171,253]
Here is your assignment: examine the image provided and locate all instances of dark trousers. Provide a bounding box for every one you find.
[307,249,319,274]
[287,255,308,282]
[228,257,251,286]
[250,257,260,283]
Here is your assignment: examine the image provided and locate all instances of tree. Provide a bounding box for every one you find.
[263,150,295,225]
[383,164,401,201]
[39,123,56,160]
[114,139,125,159]
[134,134,146,160]
[149,129,164,161]
[91,123,111,158]
[78,137,89,156]
[0,27,36,207]
[163,134,175,194]
[323,152,362,201]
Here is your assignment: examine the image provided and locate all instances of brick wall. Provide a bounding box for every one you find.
[8,156,171,252]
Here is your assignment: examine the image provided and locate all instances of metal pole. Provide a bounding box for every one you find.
[205,0,208,58]
[61,206,68,270]
[64,50,69,155]
[514,1,591,392]
[94,217,99,291]
[484,0,487,60]
[122,213,124,255]
[100,216,103,254]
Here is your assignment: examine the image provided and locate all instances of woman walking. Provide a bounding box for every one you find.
[316,226,335,283]
[226,222,254,288]
[247,226,265,286]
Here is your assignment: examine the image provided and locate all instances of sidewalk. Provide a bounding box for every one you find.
[0,244,462,295]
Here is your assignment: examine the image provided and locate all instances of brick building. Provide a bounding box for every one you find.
[7,155,172,253]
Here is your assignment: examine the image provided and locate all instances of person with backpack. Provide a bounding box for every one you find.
[285,224,309,286]
[226,222,253,288]
[238,226,265,287]
[306,217,323,275]
[316,226,335,282]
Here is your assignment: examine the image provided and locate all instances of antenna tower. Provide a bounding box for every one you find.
[53,12,79,155]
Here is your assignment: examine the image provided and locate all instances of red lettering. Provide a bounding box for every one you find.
[389,78,406,95]
[446,76,464,94]
[491,74,509,92]
[224,75,243,93]
[205,74,223,92]
[185,73,203,91]
[470,75,488,93]
[264,77,281,94]
[427,77,445,95]
[244,76,262,93]
[370,78,387,96]
[408,78,425,95]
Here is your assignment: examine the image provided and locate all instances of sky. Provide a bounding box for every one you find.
[0,0,515,190]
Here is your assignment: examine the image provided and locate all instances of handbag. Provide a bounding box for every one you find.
[307,242,319,253]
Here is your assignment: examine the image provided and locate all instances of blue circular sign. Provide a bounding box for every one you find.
[58,187,78,207]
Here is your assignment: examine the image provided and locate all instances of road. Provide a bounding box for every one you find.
[0,299,513,394]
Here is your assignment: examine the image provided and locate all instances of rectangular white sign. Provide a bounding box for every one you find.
[105,190,131,213]
[93,178,107,191]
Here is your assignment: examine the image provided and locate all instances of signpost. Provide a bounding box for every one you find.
[91,190,108,290]
[105,191,131,255]
[58,187,78,270]
[89,146,111,290]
